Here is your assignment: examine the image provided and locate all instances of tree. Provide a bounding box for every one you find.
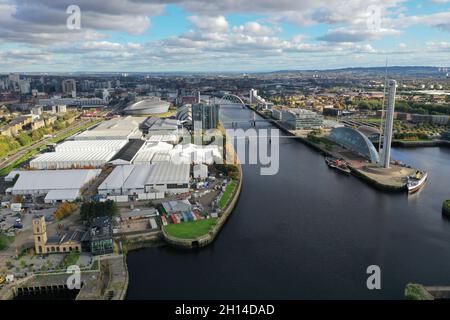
[80,200,119,222]
[17,132,32,146]
[54,202,78,220]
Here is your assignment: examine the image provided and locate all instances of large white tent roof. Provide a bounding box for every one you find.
[55,139,127,152]
[11,169,101,192]
[44,189,80,202]
[98,163,190,191]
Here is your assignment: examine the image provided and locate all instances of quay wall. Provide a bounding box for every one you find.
[162,157,243,249]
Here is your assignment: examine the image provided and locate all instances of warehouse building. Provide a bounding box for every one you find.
[98,163,190,196]
[132,141,174,164]
[8,169,101,203]
[74,116,145,140]
[139,117,180,135]
[30,139,128,169]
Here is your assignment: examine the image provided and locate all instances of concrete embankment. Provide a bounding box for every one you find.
[0,255,129,300]
[393,140,450,148]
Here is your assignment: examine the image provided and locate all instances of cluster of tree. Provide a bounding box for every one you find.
[215,164,240,180]
[0,136,21,158]
[0,121,65,158]
[80,200,119,222]
[54,202,78,220]
[356,99,450,115]
[394,132,429,140]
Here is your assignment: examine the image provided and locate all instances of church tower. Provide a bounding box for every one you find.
[33,216,47,254]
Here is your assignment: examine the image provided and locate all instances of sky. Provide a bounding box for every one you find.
[0,0,449,72]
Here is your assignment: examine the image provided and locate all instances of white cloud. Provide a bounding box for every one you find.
[187,15,229,32]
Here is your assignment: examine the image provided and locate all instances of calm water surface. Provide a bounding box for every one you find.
[127,106,450,299]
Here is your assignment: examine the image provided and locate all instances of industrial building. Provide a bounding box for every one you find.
[132,141,174,164]
[30,139,128,169]
[74,116,145,140]
[7,169,101,203]
[176,104,193,124]
[123,97,170,115]
[139,117,180,135]
[171,143,222,165]
[193,164,208,179]
[98,162,190,196]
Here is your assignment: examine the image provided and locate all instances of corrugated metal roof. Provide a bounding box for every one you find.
[11,169,101,192]
[44,189,80,201]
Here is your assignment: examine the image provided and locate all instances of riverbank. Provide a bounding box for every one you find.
[443,200,450,218]
[0,254,129,300]
[161,163,242,249]
[249,106,418,192]
[160,126,243,249]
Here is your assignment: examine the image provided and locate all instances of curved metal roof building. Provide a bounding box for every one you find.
[176,104,192,122]
[328,127,380,163]
[124,98,170,115]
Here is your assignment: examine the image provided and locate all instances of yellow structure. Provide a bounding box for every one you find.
[33,216,83,254]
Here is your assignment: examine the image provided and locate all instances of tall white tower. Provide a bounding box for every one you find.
[381,79,397,168]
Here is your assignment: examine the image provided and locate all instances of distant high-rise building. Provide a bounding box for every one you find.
[19,79,31,94]
[61,79,76,95]
[8,73,20,91]
[249,89,258,104]
[192,103,219,130]
[380,80,397,168]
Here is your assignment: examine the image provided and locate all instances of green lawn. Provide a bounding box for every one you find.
[164,218,217,239]
[218,180,237,209]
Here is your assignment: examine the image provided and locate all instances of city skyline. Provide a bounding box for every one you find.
[0,0,450,72]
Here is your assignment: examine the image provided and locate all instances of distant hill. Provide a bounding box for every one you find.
[264,66,449,77]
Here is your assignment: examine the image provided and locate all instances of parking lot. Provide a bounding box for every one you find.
[0,207,56,233]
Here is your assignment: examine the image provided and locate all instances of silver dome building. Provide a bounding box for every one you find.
[124,97,170,115]
[328,127,380,164]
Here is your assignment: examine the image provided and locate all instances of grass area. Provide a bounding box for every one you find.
[218,180,237,209]
[59,251,80,269]
[405,283,434,300]
[50,119,101,143]
[0,233,13,251]
[164,218,218,239]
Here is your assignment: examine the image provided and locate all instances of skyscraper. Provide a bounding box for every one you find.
[62,79,76,96]
[192,103,219,130]
[381,80,397,168]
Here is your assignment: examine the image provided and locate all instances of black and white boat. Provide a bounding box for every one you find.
[407,171,428,194]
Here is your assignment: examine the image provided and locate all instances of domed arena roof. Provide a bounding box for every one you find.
[124,98,170,115]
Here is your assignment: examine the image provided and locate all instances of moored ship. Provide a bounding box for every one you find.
[407,171,428,194]
[325,157,351,175]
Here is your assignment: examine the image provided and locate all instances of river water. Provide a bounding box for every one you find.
[126,105,450,299]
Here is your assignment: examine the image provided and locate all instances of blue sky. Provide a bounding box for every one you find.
[0,0,449,72]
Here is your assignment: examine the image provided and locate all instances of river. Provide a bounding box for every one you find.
[126,105,450,299]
